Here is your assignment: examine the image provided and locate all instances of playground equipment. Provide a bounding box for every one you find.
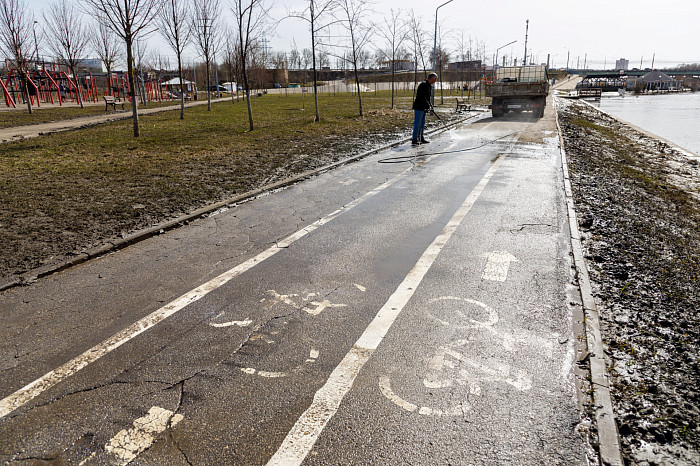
[0,59,183,108]
[0,60,141,108]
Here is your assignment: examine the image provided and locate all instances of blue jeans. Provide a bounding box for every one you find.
[412,110,426,141]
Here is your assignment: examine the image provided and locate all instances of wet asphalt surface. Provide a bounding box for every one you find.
[0,109,590,464]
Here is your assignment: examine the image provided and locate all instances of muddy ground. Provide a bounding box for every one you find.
[558,99,699,465]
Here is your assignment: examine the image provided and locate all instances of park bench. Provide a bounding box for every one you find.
[103,95,124,111]
[455,98,471,112]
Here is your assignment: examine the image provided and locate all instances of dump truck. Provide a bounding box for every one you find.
[485,65,550,118]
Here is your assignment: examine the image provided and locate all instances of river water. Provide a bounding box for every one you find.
[595,92,700,156]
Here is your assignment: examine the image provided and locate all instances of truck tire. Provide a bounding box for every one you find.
[491,98,503,117]
[538,96,546,118]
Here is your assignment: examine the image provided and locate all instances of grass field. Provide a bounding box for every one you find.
[0,90,487,280]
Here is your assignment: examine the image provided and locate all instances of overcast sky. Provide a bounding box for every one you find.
[31,0,699,69]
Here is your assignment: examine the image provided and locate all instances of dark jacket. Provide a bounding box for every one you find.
[412,80,433,111]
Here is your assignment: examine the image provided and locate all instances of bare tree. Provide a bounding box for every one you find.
[407,10,428,97]
[44,0,91,108]
[81,0,161,137]
[158,0,190,118]
[375,9,407,108]
[193,0,220,111]
[335,0,372,117]
[0,0,34,113]
[287,0,338,122]
[92,19,122,96]
[232,0,270,131]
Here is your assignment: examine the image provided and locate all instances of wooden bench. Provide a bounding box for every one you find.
[455,98,471,112]
[103,95,125,111]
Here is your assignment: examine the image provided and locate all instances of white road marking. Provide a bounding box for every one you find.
[210,320,254,328]
[304,299,347,316]
[0,154,428,419]
[241,349,320,378]
[378,376,466,416]
[266,154,506,466]
[267,290,346,316]
[481,251,519,282]
[79,406,183,466]
[209,312,253,328]
[354,284,366,292]
[426,297,498,329]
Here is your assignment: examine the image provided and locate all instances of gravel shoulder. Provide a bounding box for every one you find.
[558,98,699,465]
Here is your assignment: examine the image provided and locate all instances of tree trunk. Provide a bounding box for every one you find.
[390,59,395,109]
[71,67,85,109]
[310,12,319,122]
[125,36,140,137]
[177,52,185,119]
[21,72,33,114]
[242,59,253,131]
[354,64,363,117]
[206,58,212,111]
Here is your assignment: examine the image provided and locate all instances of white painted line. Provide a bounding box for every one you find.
[304,299,347,316]
[378,376,465,416]
[241,349,320,378]
[266,154,506,466]
[79,406,183,466]
[209,313,254,328]
[354,284,366,292]
[0,155,432,420]
[481,251,519,282]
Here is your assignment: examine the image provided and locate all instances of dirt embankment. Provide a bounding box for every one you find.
[558,99,699,465]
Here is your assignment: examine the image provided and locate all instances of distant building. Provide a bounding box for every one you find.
[615,58,629,71]
[380,60,414,71]
[448,60,482,71]
[627,71,681,91]
[77,58,105,73]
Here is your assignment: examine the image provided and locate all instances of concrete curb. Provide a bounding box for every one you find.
[0,112,480,293]
[554,97,623,466]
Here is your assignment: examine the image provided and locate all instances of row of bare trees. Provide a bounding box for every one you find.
[0,0,489,136]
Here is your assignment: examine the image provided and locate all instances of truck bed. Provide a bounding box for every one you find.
[485,81,549,98]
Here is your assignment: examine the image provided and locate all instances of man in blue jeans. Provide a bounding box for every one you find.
[412,73,437,145]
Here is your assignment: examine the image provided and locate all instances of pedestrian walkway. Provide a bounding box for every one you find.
[0,97,232,143]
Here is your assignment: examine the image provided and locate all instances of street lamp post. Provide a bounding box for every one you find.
[432,0,454,72]
[493,40,517,73]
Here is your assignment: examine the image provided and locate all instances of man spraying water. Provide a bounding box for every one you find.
[412,73,437,145]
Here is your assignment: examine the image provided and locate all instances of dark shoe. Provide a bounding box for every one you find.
[420,138,430,144]
[411,139,420,145]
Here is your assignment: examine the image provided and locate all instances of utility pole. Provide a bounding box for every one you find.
[651,53,655,70]
[566,50,570,73]
[523,20,529,65]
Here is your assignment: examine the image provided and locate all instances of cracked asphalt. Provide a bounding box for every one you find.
[0,102,591,464]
